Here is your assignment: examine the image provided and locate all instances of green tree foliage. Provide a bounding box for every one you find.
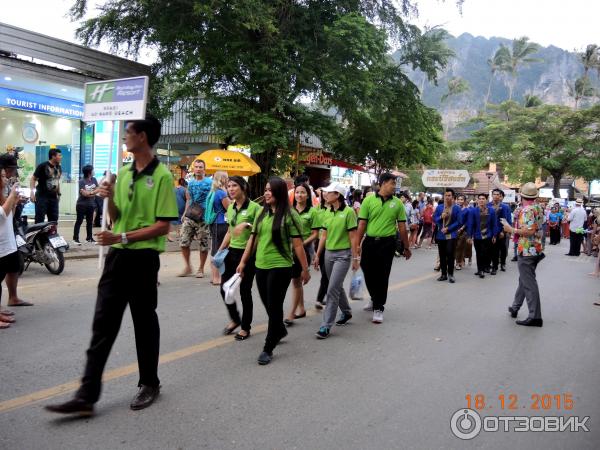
[464,102,600,197]
[500,36,542,100]
[568,76,596,110]
[70,0,454,196]
[441,76,470,103]
[484,45,510,110]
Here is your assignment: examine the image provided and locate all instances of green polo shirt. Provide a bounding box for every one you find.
[226,199,261,250]
[322,204,357,250]
[252,208,302,269]
[295,206,319,241]
[112,157,178,252]
[358,193,406,237]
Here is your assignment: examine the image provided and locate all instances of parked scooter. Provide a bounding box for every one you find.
[15,216,69,275]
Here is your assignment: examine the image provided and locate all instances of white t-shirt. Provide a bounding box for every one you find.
[568,206,587,231]
[0,208,17,258]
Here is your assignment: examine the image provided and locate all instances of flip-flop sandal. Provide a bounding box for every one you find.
[0,314,15,323]
[593,302,600,306]
[0,309,14,316]
[9,301,33,307]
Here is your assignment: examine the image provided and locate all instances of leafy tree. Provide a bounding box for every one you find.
[499,36,541,100]
[463,102,600,197]
[568,76,596,110]
[70,0,454,197]
[523,94,543,108]
[579,44,600,79]
[484,45,510,110]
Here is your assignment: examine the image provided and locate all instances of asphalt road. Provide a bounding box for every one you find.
[1,240,599,449]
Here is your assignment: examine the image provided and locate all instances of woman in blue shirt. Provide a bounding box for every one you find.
[209,171,231,284]
[548,205,562,245]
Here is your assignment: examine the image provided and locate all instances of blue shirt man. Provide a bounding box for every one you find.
[433,189,463,283]
[488,188,512,273]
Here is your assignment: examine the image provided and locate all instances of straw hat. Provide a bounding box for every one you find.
[520,182,538,199]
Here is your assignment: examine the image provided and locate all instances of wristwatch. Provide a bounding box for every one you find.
[121,232,129,244]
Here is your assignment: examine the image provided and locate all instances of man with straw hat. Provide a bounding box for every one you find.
[502,182,544,327]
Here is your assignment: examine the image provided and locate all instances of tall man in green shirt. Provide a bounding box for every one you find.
[357,173,411,323]
[45,114,178,416]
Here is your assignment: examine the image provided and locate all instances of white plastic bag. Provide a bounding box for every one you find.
[349,271,364,300]
[223,273,242,305]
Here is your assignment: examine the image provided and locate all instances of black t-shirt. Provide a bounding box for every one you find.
[34,161,62,198]
[77,177,98,206]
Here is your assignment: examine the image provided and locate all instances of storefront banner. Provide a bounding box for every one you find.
[83,76,149,122]
[422,169,470,188]
[0,87,83,119]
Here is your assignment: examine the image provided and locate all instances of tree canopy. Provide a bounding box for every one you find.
[463,101,600,197]
[70,0,454,195]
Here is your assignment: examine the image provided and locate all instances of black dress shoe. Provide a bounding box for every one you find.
[45,398,94,416]
[483,268,490,273]
[448,276,455,283]
[474,271,481,276]
[508,306,518,318]
[500,265,506,272]
[437,275,448,281]
[511,256,518,262]
[516,317,543,327]
[490,269,497,275]
[257,351,273,365]
[479,272,485,278]
[130,385,160,410]
[283,319,294,326]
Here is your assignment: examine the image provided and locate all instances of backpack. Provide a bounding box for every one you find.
[204,191,218,224]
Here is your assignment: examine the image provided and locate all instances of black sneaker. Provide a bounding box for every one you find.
[257,351,273,365]
[72,239,82,246]
[315,301,325,310]
[500,264,506,272]
[44,398,94,416]
[335,313,352,326]
[87,238,97,244]
[315,327,330,339]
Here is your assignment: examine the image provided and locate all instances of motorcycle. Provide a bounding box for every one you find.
[15,216,69,275]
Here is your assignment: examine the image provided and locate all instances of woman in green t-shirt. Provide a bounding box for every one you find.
[284,183,319,326]
[237,177,310,365]
[313,182,359,339]
[217,176,260,340]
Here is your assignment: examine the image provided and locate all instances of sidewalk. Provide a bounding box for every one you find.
[55,218,182,260]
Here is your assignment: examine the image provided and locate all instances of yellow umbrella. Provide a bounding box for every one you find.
[195,149,261,176]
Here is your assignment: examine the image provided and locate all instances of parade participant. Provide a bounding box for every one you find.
[503,182,544,327]
[566,199,587,256]
[454,194,472,270]
[409,199,420,248]
[45,114,178,415]
[357,173,411,323]
[314,189,330,310]
[589,208,599,279]
[0,180,21,329]
[169,178,187,241]
[433,189,462,283]
[73,165,99,245]
[236,177,309,365]
[178,159,212,277]
[30,148,62,223]
[208,171,230,285]
[313,182,359,338]
[284,183,319,326]
[548,205,562,245]
[418,198,434,249]
[217,176,260,340]
[469,194,497,279]
[488,188,512,274]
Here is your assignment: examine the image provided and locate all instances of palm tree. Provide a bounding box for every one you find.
[579,44,600,79]
[500,37,542,100]
[441,76,470,103]
[484,45,510,110]
[568,76,595,109]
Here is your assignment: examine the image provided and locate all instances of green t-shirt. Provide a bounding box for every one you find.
[295,206,319,241]
[322,204,357,250]
[226,199,261,250]
[358,194,407,237]
[112,157,178,252]
[252,208,302,269]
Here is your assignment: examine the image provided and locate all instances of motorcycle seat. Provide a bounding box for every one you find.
[25,221,56,233]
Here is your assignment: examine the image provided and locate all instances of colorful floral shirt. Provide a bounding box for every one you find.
[517,204,544,257]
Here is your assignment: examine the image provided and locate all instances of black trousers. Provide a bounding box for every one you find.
[73,203,95,241]
[569,232,583,256]
[255,267,292,353]
[34,195,59,223]
[549,226,561,244]
[437,238,457,277]
[490,235,508,269]
[316,248,329,303]
[76,248,161,403]
[94,196,103,227]
[474,239,492,274]
[220,248,256,332]
[360,236,396,312]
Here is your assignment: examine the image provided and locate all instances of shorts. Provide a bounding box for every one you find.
[180,217,210,251]
[292,244,313,279]
[210,223,229,256]
[0,251,21,274]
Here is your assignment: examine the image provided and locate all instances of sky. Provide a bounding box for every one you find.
[1,0,598,60]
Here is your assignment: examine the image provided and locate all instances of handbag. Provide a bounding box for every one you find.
[185,202,204,222]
